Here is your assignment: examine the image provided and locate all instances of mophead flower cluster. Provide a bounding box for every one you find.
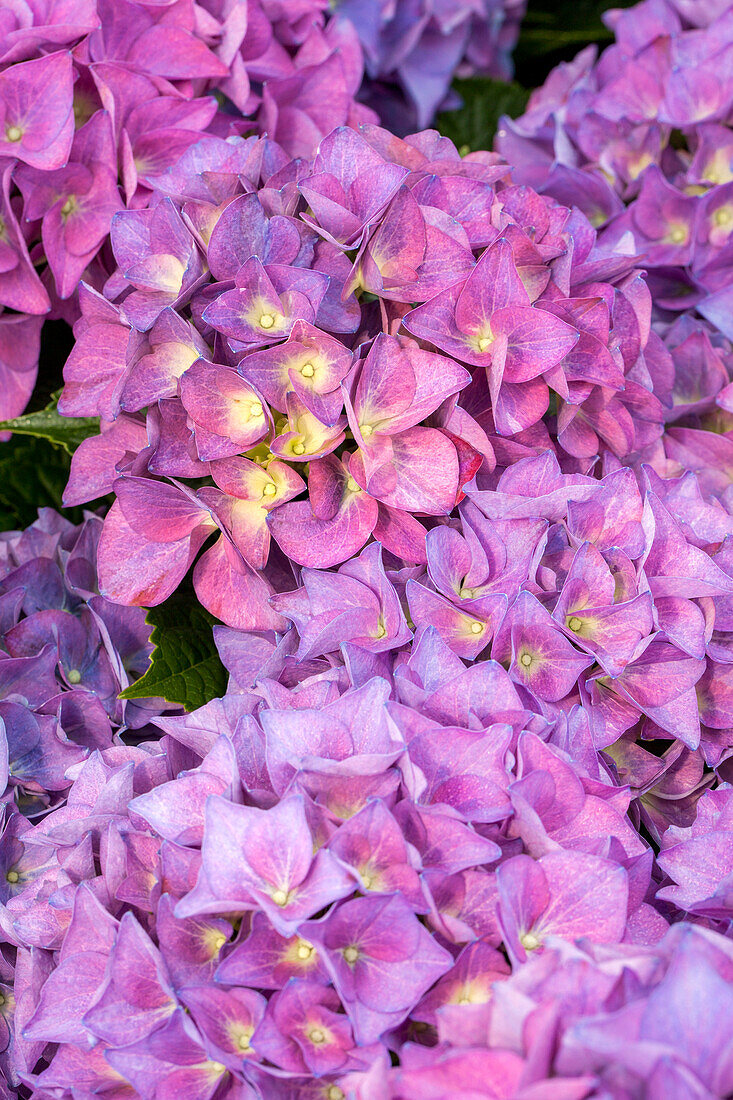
[0,0,523,425]
[61,122,679,626]
[4,2,733,1098]
[0,508,169,818]
[3,625,733,1098]
[498,0,733,484]
[19,105,730,1098]
[331,0,526,133]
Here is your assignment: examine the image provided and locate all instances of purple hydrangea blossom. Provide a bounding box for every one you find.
[334,0,527,133]
[60,122,679,630]
[14,357,733,1100]
[497,0,733,490]
[6,5,733,1095]
[1,608,732,1098]
[0,0,525,426]
[0,508,171,820]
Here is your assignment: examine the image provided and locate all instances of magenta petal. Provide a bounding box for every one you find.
[192,536,286,632]
[268,457,378,568]
[454,237,529,333]
[97,500,209,607]
[0,312,41,421]
[359,427,459,515]
[64,417,148,509]
[407,581,500,660]
[115,476,213,543]
[0,52,74,169]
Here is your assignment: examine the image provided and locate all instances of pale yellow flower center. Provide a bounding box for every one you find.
[209,931,227,954]
[234,1027,253,1052]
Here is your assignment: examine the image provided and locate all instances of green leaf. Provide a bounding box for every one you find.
[0,390,99,455]
[436,77,531,152]
[513,0,636,83]
[120,588,228,712]
[0,434,87,530]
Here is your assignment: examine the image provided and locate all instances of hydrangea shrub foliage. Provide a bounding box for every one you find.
[3,1,733,1098]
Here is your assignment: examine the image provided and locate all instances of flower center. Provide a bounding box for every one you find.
[360,864,378,890]
[308,1026,327,1045]
[5,125,22,143]
[346,477,360,493]
[300,361,315,377]
[520,931,541,951]
[343,945,359,965]
[67,668,82,684]
[6,871,19,884]
[459,586,475,599]
[477,336,493,352]
[249,402,263,418]
[668,224,687,244]
[469,621,483,635]
[209,931,227,954]
[327,1088,345,1100]
[234,1027,253,1052]
[715,207,733,228]
[271,888,290,907]
[262,483,277,497]
[259,313,276,329]
[60,195,77,218]
[360,424,374,437]
[519,652,533,668]
[292,442,306,456]
[567,616,583,632]
[296,940,315,961]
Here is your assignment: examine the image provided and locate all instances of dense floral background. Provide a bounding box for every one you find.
[3,1,733,1098]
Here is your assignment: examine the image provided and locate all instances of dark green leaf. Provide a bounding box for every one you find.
[514,0,635,83]
[436,76,531,152]
[0,390,99,455]
[0,435,87,530]
[120,588,228,712]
